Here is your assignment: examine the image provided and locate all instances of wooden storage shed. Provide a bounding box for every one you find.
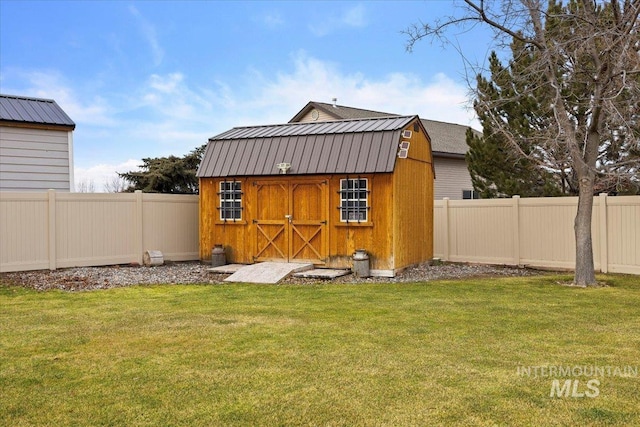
[197,115,434,276]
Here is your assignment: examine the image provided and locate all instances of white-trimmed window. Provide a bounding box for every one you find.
[219,181,242,220]
[462,189,480,200]
[339,178,369,222]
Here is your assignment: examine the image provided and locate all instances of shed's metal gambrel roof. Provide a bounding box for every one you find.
[197,116,418,178]
[0,94,75,128]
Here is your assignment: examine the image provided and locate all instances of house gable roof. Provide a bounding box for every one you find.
[197,115,419,178]
[289,101,397,122]
[0,94,75,129]
[289,101,479,158]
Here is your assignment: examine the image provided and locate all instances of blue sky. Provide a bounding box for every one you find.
[1,1,493,191]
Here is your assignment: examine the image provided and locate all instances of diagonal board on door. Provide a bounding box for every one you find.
[254,179,328,264]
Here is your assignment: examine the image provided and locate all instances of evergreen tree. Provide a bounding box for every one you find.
[466,24,639,198]
[465,44,570,198]
[119,144,206,194]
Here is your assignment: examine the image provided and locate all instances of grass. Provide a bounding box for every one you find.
[1,274,639,426]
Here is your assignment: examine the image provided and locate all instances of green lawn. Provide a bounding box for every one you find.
[1,274,639,426]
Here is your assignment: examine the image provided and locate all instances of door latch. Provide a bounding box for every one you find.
[284,214,292,223]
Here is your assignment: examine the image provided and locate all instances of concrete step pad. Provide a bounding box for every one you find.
[224,262,313,284]
[207,264,245,274]
[293,269,351,279]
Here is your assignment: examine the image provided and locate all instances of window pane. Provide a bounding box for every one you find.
[220,181,242,220]
[339,178,368,222]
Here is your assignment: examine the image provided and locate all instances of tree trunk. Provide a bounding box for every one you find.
[574,177,597,286]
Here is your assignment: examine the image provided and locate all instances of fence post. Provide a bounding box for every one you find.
[48,189,57,270]
[512,195,520,266]
[599,193,608,273]
[135,190,144,265]
[442,198,450,262]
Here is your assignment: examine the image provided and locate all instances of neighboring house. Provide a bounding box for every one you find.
[198,115,434,276]
[0,94,76,192]
[290,101,480,200]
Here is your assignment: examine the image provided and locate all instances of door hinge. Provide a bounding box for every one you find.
[252,219,258,224]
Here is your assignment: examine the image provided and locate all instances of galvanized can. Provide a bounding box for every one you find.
[211,244,226,267]
[352,249,370,278]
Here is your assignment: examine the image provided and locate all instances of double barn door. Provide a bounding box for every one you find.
[253,179,328,264]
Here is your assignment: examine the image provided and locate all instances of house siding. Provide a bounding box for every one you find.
[433,156,473,200]
[296,108,339,123]
[0,126,72,191]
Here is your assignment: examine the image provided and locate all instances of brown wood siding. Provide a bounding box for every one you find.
[200,173,396,270]
[199,118,434,273]
[199,177,252,263]
[326,173,394,271]
[393,123,434,269]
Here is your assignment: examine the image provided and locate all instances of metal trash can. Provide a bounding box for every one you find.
[352,249,370,278]
[211,244,226,267]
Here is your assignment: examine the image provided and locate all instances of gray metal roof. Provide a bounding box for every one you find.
[289,101,479,157]
[0,94,75,128]
[198,116,418,178]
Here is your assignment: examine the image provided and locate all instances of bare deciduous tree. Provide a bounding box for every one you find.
[407,0,640,286]
[103,176,128,193]
[75,179,96,193]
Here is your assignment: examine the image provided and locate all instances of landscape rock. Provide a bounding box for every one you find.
[0,261,544,292]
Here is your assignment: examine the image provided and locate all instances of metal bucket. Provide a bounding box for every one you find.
[211,244,226,267]
[352,249,370,278]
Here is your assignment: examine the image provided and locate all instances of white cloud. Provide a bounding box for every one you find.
[129,5,164,67]
[241,51,477,128]
[148,72,184,93]
[342,4,366,27]
[3,52,477,192]
[2,69,116,126]
[259,11,285,29]
[74,159,141,192]
[308,3,367,36]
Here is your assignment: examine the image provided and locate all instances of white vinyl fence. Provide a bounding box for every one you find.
[434,194,640,275]
[2,191,638,275]
[1,190,199,273]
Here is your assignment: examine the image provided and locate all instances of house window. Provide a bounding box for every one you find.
[463,189,480,200]
[219,181,242,220]
[339,178,369,222]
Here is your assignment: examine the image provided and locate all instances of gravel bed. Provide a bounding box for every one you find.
[0,261,546,292]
